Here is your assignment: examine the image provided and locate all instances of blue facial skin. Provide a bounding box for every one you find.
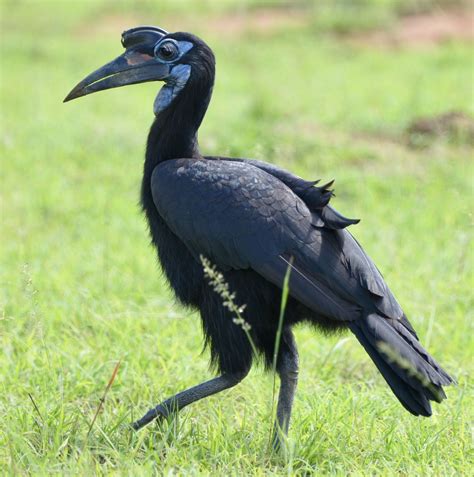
[154,40,193,115]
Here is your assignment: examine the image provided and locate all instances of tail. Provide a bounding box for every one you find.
[349,313,454,416]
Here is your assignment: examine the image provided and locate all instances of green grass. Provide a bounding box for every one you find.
[1,1,473,475]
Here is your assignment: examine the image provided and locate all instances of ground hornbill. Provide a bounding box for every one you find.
[65,26,453,448]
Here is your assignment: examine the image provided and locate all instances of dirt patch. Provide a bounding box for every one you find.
[407,111,474,146]
[274,119,428,177]
[352,10,474,47]
[205,7,474,44]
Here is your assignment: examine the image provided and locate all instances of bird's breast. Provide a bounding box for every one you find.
[141,171,204,308]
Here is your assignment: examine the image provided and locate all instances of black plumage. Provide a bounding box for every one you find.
[65,26,453,446]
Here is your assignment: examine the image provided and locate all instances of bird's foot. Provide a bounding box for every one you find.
[131,404,168,431]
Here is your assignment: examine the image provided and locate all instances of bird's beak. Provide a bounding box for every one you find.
[64,49,170,102]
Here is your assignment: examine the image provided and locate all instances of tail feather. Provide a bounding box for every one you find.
[390,317,453,386]
[349,313,454,416]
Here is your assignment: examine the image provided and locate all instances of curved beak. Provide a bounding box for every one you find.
[64,49,170,102]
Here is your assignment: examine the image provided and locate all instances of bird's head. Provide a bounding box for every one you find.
[64,26,215,115]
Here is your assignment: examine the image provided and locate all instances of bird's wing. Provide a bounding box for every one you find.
[151,158,402,322]
[205,156,361,229]
[206,155,404,320]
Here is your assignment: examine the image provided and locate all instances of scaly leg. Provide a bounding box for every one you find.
[272,331,299,450]
[132,370,248,430]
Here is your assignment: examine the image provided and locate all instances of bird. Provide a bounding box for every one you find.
[64,26,454,448]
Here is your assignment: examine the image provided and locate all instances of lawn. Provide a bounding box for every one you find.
[1,0,473,475]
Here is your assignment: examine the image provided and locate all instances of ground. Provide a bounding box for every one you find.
[1,1,473,475]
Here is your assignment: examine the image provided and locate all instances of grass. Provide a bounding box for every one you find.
[1,0,473,475]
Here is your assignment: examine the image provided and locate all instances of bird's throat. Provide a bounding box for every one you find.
[154,64,192,115]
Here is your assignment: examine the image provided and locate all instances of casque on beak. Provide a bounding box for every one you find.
[64,26,170,102]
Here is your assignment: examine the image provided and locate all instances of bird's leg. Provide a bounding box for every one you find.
[272,334,299,451]
[132,370,248,430]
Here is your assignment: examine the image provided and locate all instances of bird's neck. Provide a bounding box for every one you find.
[144,75,213,177]
[141,74,214,219]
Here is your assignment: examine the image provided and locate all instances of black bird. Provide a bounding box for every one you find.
[65,26,453,446]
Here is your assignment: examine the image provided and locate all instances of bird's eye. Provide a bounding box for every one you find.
[155,41,179,61]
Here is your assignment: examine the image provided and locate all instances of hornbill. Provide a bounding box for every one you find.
[64,26,453,447]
